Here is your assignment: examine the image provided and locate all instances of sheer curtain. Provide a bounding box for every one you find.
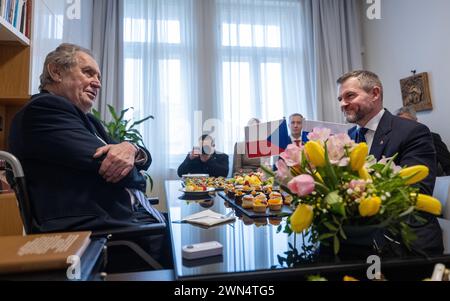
[300,0,363,123]
[122,0,202,209]
[92,0,124,119]
[121,0,363,210]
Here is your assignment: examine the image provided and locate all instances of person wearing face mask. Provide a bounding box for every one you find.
[177,134,229,177]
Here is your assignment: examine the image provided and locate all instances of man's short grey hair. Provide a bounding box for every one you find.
[337,70,384,100]
[289,113,304,122]
[396,106,418,120]
[39,43,94,92]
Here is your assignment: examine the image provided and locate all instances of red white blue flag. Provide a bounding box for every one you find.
[245,119,291,158]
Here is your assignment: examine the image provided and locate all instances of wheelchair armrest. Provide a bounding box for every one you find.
[148,197,159,205]
[91,222,166,240]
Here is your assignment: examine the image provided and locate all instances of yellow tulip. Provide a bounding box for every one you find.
[358,167,371,180]
[359,196,381,217]
[314,171,324,183]
[350,143,368,171]
[290,204,314,233]
[343,276,359,281]
[399,165,429,185]
[416,194,442,216]
[304,141,326,167]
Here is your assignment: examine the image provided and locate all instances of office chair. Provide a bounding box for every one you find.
[0,151,168,271]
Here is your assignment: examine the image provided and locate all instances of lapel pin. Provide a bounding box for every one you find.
[380,140,384,145]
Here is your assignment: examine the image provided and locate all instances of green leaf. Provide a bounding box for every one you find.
[333,236,340,255]
[318,233,335,241]
[118,107,131,122]
[130,115,154,127]
[323,222,338,232]
[107,105,119,122]
[339,227,347,240]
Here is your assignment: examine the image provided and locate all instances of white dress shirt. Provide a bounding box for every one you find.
[356,109,386,151]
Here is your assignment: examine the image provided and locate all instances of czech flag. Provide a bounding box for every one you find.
[245,119,291,158]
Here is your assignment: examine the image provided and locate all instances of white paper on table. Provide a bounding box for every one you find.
[182,210,235,227]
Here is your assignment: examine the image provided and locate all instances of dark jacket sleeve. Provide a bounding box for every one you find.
[432,133,450,176]
[177,154,195,177]
[21,96,146,190]
[206,153,229,177]
[398,123,437,195]
[88,114,152,171]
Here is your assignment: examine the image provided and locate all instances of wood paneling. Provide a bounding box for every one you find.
[0,193,23,236]
[0,45,30,99]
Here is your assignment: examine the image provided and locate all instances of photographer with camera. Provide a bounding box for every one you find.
[177,134,229,177]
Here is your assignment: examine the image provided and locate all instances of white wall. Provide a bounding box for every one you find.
[31,0,93,94]
[362,0,450,146]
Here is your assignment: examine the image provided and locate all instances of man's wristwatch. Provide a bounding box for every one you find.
[131,143,147,165]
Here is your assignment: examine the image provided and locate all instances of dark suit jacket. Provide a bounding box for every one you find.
[177,152,229,177]
[9,92,153,233]
[348,110,437,195]
[431,132,450,176]
[349,110,442,253]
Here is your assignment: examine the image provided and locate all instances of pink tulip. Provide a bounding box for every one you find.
[307,128,331,143]
[349,179,367,192]
[280,144,303,167]
[288,174,315,197]
[276,159,290,180]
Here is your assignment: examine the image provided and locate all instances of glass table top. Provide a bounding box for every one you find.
[165,180,450,280]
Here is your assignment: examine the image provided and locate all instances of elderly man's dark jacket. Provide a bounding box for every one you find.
[349,110,442,254]
[9,92,152,233]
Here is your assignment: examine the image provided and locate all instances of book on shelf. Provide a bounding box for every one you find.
[0,231,92,274]
[0,0,31,37]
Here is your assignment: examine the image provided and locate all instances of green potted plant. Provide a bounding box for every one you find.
[92,105,154,192]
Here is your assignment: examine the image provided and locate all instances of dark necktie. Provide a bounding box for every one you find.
[294,140,300,147]
[355,127,369,143]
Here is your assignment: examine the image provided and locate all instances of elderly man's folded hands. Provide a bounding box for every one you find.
[94,142,137,183]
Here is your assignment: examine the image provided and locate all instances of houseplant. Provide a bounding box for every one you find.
[262,128,442,255]
[92,105,154,191]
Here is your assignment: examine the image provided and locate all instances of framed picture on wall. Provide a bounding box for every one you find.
[400,72,433,112]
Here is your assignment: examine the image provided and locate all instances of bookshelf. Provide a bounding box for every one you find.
[0,0,32,236]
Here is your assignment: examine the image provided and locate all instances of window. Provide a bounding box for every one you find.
[217,0,303,153]
[123,0,193,168]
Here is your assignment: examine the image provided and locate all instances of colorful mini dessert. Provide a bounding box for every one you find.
[242,195,254,209]
[269,191,282,200]
[253,198,268,213]
[234,189,244,204]
[242,185,252,193]
[268,198,283,211]
[283,194,293,206]
[254,193,267,202]
[227,187,236,199]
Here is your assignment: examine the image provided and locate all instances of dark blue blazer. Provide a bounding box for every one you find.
[9,92,152,233]
[349,110,442,253]
[348,110,437,195]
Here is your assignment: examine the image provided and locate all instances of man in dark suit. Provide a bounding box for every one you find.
[337,70,442,253]
[396,106,450,177]
[177,134,229,177]
[9,44,165,234]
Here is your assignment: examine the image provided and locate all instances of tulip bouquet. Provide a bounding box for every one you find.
[262,128,442,254]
